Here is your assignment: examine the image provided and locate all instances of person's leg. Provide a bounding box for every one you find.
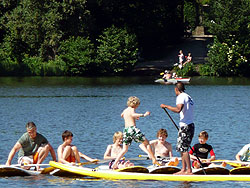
[71,146,80,163]
[35,144,50,170]
[112,144,129,169]
[183,151,192,174]
[141,139,159,165]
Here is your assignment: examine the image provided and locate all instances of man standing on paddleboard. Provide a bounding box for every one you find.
[160,82,194,175]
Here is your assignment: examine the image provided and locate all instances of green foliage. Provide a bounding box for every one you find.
[184,1,197,30]
[57,36,95,76]
[173,62,197,77]
[22,55,66,76]
[96,25,138,75]
[203,0,250,77]
[206,38,249,76]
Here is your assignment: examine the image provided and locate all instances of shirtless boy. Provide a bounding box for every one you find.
[57,130,96,164]
[111,96,158,169]
[140,128,179,166]
[104,131,123,160]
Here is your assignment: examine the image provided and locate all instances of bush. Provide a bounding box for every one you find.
[96,25,138,75]
[57,36,96,76]
[207,37,249,76]
[173,62,197,77]
[22,55,66,76]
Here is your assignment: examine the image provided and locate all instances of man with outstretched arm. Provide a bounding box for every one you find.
[160,82,194,175]
[6,122,57,170]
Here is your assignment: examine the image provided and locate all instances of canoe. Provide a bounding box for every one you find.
[155,78,191,85]
[0,165,54,176]
[49,161,250,181]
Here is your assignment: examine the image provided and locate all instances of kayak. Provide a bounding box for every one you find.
[155,78,191,85]
[49,161,250,181]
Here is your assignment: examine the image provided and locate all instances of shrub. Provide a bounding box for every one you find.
[96,25,138,75]
[57,36,95,76]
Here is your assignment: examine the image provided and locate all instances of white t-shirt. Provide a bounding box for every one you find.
[176,92,194,127]
[237,144,250,161]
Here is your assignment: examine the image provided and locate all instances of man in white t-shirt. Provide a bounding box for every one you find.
[236,144,250,162]
[160,82,194,175]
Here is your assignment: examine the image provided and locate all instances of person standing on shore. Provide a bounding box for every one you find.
[160,82,194,175]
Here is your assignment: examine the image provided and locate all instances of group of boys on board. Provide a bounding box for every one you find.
[5,82,250,174]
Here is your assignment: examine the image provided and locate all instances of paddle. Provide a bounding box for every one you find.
[162,107,207,175]
[138,155,182,161]
[212,159,250,167]
[79,156,155,166]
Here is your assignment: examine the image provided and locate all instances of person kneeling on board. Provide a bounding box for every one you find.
[57,130,97,164]
[6,122,57,171]
[189,131,226,169]
[139,128,179,166]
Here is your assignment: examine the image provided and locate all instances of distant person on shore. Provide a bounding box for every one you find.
[57,130,97,164]
[111,96,159,169]
[183,53,192,66]
[6,122,57,170]
[178,50,184,69]
[139,128,179,166]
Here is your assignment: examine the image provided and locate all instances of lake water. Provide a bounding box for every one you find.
[0,76,250,187]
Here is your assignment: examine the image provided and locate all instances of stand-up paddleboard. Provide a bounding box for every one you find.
[49,161,250,181]
[193,166,230,175]
[116,166,149,173]
[0,164,53,176]
[230,167,250,175]
[148,166,181,174]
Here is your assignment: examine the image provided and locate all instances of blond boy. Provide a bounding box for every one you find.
[104,131,123,160]
[112,96,159,169]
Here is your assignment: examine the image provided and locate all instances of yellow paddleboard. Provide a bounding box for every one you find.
[230,167,250,175]
[148,166,181,174]
[193,166,230,175]
[49,161,250,181]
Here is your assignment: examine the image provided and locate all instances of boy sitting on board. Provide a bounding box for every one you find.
[111,96,159,169]
[104,131,123,160]
[57,130,97,164]
[235,144,250,166]
[189,131,226,169]
[139,128,179,166]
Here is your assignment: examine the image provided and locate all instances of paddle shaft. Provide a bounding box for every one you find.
[163,108,206,175]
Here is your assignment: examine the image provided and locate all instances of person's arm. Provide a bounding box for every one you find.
[168,143,173,158]
[79,152,97,162]
[160,103,183,113]
[236,154,242,161]
[132,111,150,118]
[103,145,114,160]
[6,142,22,165]
[48,143,57,161]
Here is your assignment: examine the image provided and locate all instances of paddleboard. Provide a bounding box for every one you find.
[230,167,250,175]
[0,166,40,176]
[193,166,230,175]
[148,166,181,174]
[49,161,250,181]
[116,166,149,173]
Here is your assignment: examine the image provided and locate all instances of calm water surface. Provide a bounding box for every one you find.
[0,76,250,187]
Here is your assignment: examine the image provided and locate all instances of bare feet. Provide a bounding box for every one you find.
[221,162,227,167]
[174,170,185,175]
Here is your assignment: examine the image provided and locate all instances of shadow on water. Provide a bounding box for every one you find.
[0,76,250,86]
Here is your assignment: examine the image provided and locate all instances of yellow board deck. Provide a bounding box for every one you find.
[49,161,250,181]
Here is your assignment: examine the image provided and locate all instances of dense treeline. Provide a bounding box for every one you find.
[0,0,183,76]
[0,0,249,77]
